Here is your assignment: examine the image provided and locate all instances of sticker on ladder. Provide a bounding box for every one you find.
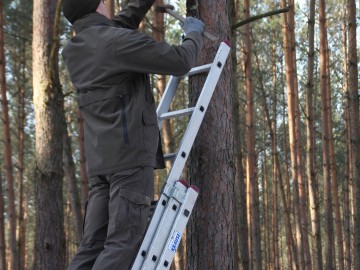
[168,231,181,253]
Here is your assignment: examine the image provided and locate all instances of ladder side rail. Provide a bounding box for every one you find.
[155,187,199,269]
[131,192,169,269]
[140,182,187,269]
[157,76,181,129]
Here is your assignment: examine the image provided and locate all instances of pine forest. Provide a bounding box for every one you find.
[0,0,359,269]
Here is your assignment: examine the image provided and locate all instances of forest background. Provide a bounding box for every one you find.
[0,0,359,269]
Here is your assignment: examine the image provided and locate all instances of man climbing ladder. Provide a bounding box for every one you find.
[61,0,204,269]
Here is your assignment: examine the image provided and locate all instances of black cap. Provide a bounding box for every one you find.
[63,0,101,24]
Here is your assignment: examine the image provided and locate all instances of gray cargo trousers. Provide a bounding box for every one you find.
[67,166,154,270]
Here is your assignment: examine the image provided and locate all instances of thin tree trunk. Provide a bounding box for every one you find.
[63,124,83,245]
[348,0,360,268]
[32,0,66,268]
[17,85,26,270]
[289,0,312,266]
[281,1,304,268]
[105,0,115,17]
[243,0,261,268]
[0,170,6,270]
[0,1,18,269]
[305,0,322,268]
[262,141,269,270]
[230,0,249,269]
[270,40,279,270]
[341,1,351,269]
[319,0,334,268]
[325,39,345,270]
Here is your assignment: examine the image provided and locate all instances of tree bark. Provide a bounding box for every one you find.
[243,0,262,268]
[0,170,6,270]
[186,1,236,269]
[230,0,249,269]
[348,0,360,268]
[32,0,66,268]
[319,0,334,268]
[63,125,83,245]
[341,1,351,269]
[281,1,304,268]
[305,0,323,268]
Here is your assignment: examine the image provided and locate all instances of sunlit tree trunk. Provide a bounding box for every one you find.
[0,1,18,269]
[186,0,236,269]
[348,0,360,268]
[105,0,115,16]
[281,1,304,268]
[243,0,261,268]
[319,0,334,268]
[270,40,279,270]
[305,0,322,269]
[32,0,66,268]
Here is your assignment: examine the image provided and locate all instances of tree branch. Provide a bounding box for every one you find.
[232,7,290,29]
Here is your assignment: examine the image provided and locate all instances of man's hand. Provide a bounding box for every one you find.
[182,17,205,35]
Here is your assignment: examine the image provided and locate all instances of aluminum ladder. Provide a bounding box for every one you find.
[131,41,231,270]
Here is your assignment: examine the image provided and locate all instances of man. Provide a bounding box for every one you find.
[61,0,204,269]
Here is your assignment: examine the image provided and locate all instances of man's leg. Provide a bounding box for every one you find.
[92,166,154,270]
[67,176,110,270]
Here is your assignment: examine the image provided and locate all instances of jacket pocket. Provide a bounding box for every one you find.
[142,102,159,155]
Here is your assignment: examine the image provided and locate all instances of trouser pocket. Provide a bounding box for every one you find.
[116,189,151,234]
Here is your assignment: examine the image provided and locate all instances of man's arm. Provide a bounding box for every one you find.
[112,0,155,29]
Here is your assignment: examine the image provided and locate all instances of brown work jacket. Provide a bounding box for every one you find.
[62,0,202,177]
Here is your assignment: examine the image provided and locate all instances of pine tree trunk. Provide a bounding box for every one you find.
[305,0,323,269]
[243,0,262,268]
[348,0,360,268]
[17,85,27,270]
[319,1,334,268]
[281,1,304,268]
[230,0,249,268]
[325,40,345,270]
[0,170,6,270]
[32,0,66,268]
[0,1,18,269]
[186,1,236,269]
[63,126,83,245]
[270,42,279,270]
[341,2,351,269]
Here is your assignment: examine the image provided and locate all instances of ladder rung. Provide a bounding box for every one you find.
[163,153,177,160]
[186,64,212,76]
[159,107,194,120]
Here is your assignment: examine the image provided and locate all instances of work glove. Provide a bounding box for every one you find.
[182,17,205,35]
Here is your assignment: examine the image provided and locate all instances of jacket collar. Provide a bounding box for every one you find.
[73,13,115,33]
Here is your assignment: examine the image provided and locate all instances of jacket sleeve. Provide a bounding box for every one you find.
[112,29,203,76]
[112,0,155,29]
